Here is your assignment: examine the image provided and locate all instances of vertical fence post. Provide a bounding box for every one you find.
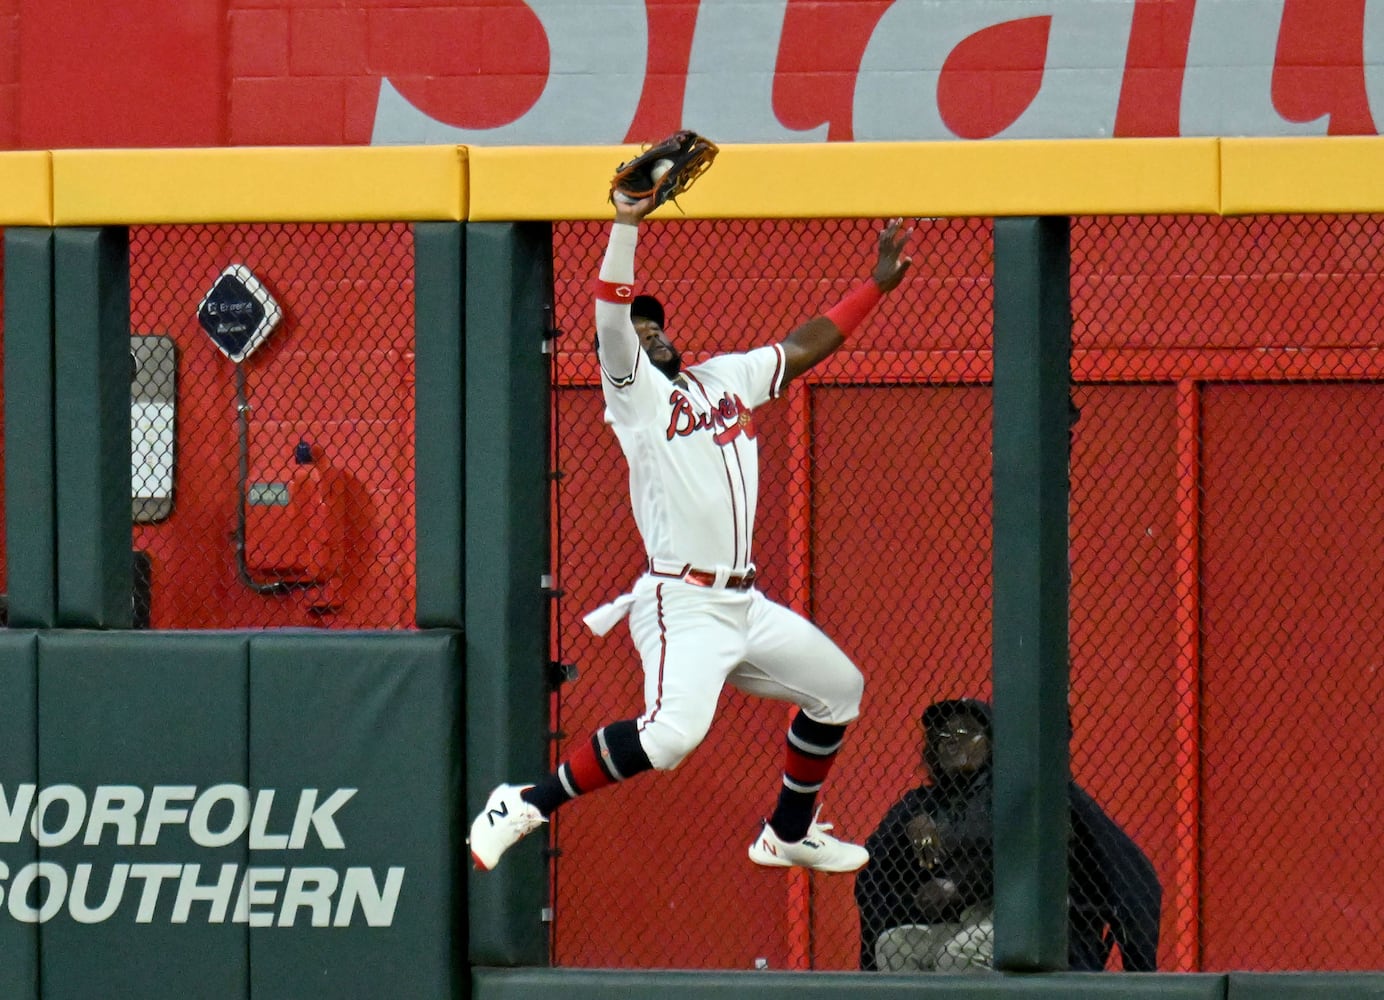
[464,221,554,967]
[3,228,58,627]
[414,222,466,629]
[990,215,1072,971]
[53,226,133,628]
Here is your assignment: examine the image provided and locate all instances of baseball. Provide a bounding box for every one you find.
[651,159,674,182]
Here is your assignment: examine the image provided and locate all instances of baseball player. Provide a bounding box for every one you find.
[468,189,913,874]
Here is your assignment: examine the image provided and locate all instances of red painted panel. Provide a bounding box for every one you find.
[541,213,1384,971]
[555,218,991,373]
[1199,383,1384,970]
[18,0,224,149]
[227,9,289,79]
[1073,215,1384,352]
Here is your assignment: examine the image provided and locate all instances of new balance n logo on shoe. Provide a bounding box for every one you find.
[468,784,546,872]
[747,813,869,873]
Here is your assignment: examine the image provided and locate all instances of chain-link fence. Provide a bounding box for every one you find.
[548,215,1383,973]
[129,222,418,629]
[1072,214,1384,973]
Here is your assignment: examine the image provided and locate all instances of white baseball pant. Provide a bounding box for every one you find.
[625,574,864,770]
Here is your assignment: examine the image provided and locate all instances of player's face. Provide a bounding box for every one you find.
[634,316,682,378]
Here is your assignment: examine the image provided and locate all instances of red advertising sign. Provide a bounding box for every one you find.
[7,0,1380,150]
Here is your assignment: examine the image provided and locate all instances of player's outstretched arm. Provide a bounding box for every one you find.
[594,193,660,381]
[779,218,912,385]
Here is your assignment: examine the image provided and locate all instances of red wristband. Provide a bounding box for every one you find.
[592,278,636,305]
[824,280,883,336]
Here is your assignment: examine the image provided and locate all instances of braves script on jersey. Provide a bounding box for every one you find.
[594,232,784,575]
[605,340,783,573]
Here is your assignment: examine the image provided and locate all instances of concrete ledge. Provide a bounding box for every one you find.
[1227,972,1384,999]
[473,968,1228,1000]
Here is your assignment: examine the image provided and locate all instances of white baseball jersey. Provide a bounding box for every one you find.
[601,342,784,572]
[594,226,785,573]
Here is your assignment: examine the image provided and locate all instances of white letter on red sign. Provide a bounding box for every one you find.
[1361,0,1384,130]
[371,0,646,145]
[853,0,1137,140]
[1182,0,1328,135]
[684,0,827,142]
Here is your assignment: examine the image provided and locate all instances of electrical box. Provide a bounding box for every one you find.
[244,440,347,585]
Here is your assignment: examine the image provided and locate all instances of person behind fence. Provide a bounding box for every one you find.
[854,697,1162,972]
[466,185,914,875]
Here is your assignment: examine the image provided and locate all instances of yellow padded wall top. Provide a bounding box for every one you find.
[34,136,1384,224]
[1221,137,1384,215]
[467,139,1220,221]
[0,152,54,226]
[51,145,466,225]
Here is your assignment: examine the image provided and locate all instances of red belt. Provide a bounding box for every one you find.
[649,561,757,591]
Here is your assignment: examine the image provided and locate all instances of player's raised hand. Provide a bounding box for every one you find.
[613,190,659,225]
[873,217,913,292]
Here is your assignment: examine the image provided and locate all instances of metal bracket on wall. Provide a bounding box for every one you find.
[547,661,579,688]
[542,303,561,353]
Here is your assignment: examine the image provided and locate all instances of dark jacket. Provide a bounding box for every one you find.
[854,701,1162,971]
[855,698,997,971]
[1067,783,1163,971]
[855,775,994,970]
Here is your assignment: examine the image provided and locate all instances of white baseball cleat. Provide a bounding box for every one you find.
[468,783,546,871]
[748,812,869,873]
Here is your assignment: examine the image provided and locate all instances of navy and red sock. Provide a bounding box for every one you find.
[522,719,654,816]
[768,711,847,842]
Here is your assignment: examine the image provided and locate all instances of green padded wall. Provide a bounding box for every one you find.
[3,229,57,627]
[246,630,463,1000]
[990,216,1074,971]
[463,222,553,968]
[414,222,466,629]
[1228,973,1384,998]
[53,227,132,628]
[35,631,250,1000]
[12,629,462,1000]
[472,969,1228,999]
[0,630,39,1000]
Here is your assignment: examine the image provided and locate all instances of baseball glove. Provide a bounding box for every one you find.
[610,130,719,208]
